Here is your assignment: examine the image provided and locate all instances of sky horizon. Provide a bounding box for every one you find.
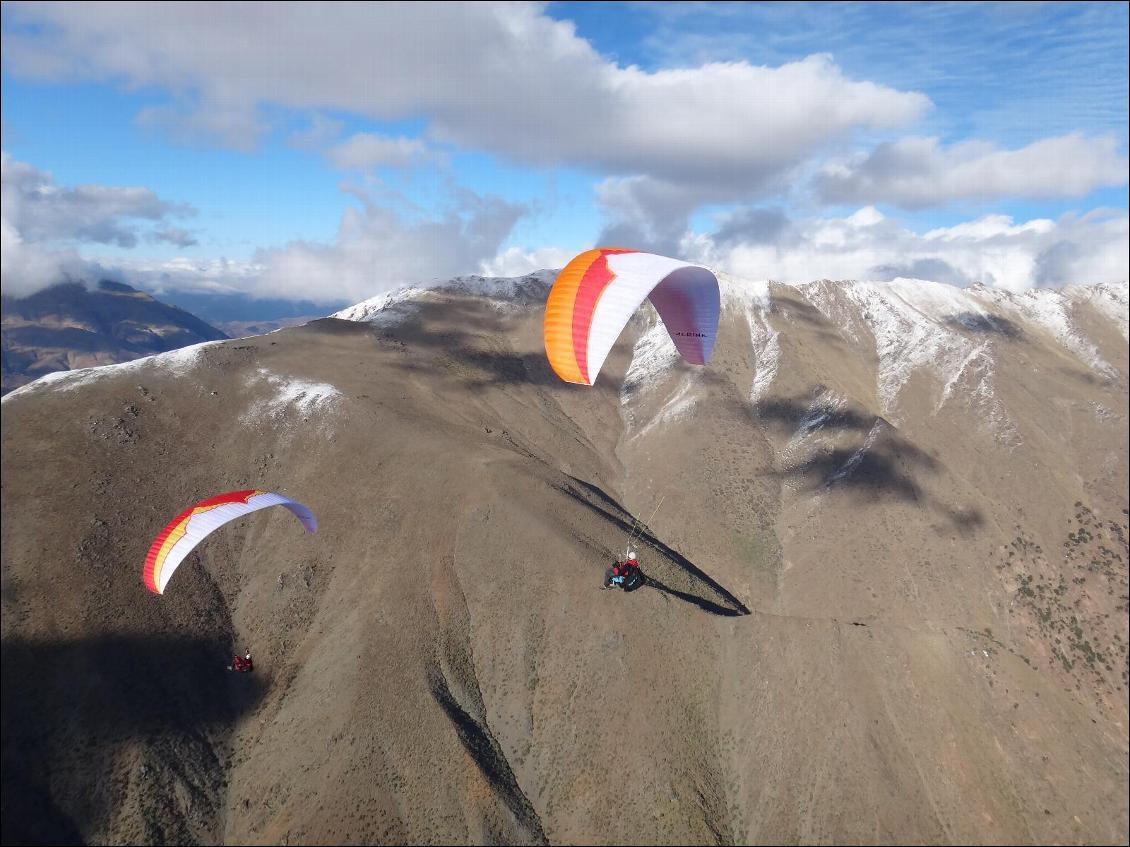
[2,1,1127,307]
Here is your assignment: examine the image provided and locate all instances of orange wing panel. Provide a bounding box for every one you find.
[544,249,601,384]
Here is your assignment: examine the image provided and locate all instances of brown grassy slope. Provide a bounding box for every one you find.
[619,281,1128,844]
[2,284,1127,845]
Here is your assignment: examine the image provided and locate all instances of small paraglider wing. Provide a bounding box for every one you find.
[143,490,316,594]
[544,249,720,386]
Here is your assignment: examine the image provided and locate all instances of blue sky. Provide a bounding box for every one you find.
[1,1,1127,305]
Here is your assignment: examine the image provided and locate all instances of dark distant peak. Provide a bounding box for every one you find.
[96,279,145,296]
[0,281,82,308]
[14,280,83,298]
[4,280,143,305]
[53,281,89,294]
[2,279,226,392]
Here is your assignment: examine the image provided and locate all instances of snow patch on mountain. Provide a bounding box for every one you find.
[807,279,980,415]
[801,278,1021,435]
[333,272,556,324]
[721,275,779,404]
[828,418,884,485]
[331,287,429,325]
[985,286,1118,378]
[1072,282,1129,342]
[622,312,680,393]
[781,390,850,465]
[628,376,699,440]
[240,368,341,426]
[441,271,556,307]
[621,311,696,437]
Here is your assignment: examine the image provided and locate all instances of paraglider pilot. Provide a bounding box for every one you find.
[603,550,642,590]
[228,647,253,673]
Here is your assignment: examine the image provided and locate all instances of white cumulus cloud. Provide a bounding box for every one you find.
[0,215,87,297]
[251,186,527,303]
[2,3,928,196]
[479,245,572,277]
[1,151,196,296]
[692,206,1128,293]
[816,133,1128,208]
[326,133,435,170]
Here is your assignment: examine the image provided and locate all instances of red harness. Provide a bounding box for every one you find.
[231,655,253,673]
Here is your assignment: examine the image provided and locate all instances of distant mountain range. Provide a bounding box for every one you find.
[157,290,348,328]
[1,280,228,394]
[217,315,325,339]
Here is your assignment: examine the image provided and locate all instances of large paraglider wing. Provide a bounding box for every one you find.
[143,490,317,594]
[544,249,720,385]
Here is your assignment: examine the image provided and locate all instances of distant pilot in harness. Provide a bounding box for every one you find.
[227,647,253,673]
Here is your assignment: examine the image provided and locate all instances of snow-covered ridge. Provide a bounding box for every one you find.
[439,270,556,302]
[981,284,1121,377]
[1,340,224,404]
[720,275,779,403]
[1069,282,1129,342]
[631,274,1125,433]
[620,310,698,438]
[332,271,556,325]
[800,276,1126,425]
[331,286,429,325]
[807,278,1004,418]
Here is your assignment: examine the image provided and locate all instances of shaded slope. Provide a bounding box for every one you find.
[2,637,267,846]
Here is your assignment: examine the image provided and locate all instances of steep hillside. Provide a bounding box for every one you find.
[1,280,227,394]
[1,273,1126,845]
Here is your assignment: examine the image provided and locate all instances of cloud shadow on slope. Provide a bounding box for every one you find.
[743,395,937,501]
[943,312,1024,340]
[1,635,267,846]
[780,448,923,501]
[769,292,834,329]
[749,393,939,465]
[751,396,875,434]
[341,295,644,395]
[557,476,751,617]
[763,292,847,347]
[740,394,984,531]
